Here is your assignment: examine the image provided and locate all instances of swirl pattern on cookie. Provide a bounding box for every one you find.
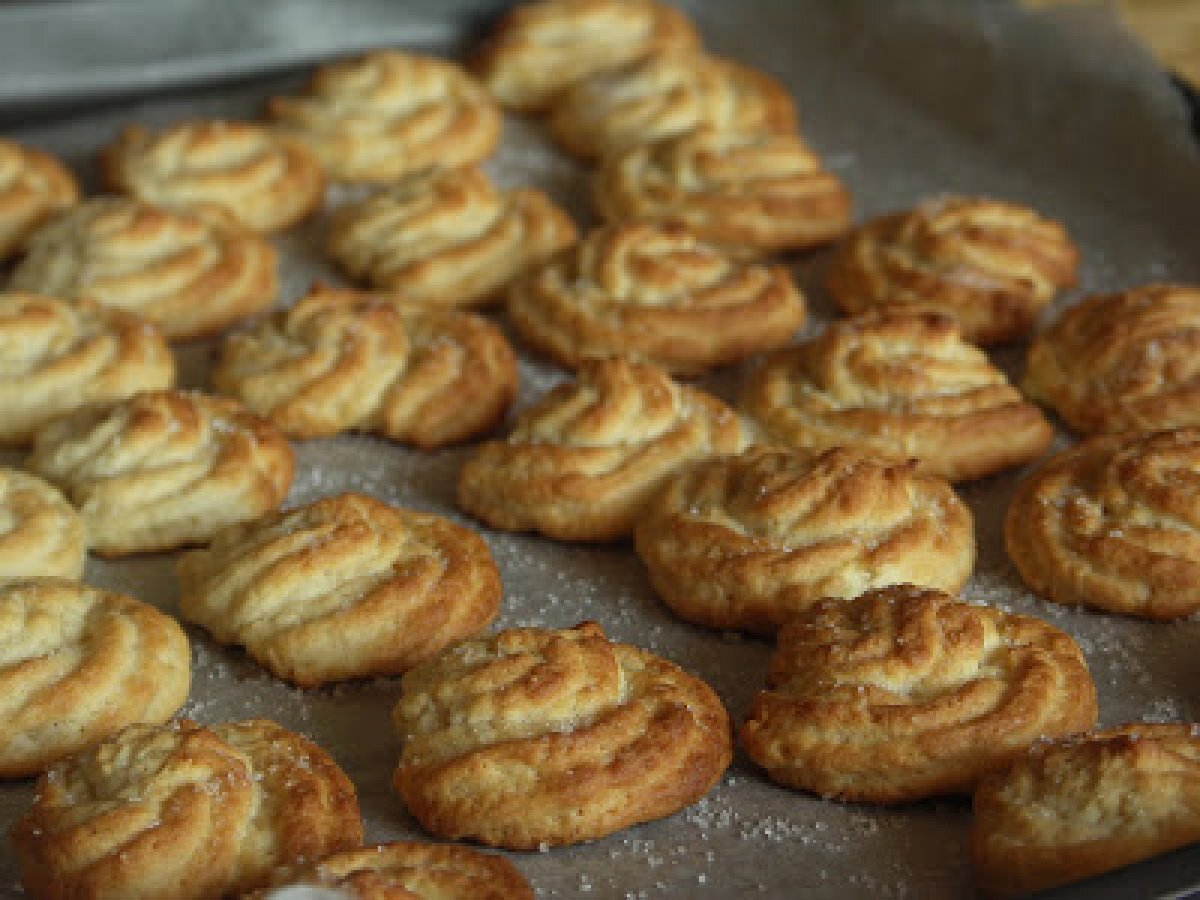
[0,470,86,580]
[0,138,78,260]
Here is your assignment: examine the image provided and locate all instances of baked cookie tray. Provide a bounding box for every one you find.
[3,1,1200,897]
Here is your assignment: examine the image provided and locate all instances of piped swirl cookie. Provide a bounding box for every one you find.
[392,621,731,849]
[458,357,745,541]
[213,285,517,447]
[508,222,805,374]
[0,578,190,777]
[10,197,278,340]
[327,167,576,307]
[13,718,362,900]
[635,446,975,633]
[27,389,294,557]
[0,470,86,580]
[0,139,78,260]
[740,310,1053,482]
[268,50,502,182]
[827,197,1079,345]
[740,585,1097,803]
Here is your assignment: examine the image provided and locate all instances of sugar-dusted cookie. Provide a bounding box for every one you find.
[0,470,85,580]
[327,167,575,307]
[458,357,745,541]
[741,585,1097,804]
[0,578,190,777]
[636,446,975,633]
[827,197,1079,345]
[0,138,78,260]
[547,49,796,160]
[740,310,1053,482]
[10,197,278,340]
[27,390,294,557]
[972,723,1200,898]
[269,50,501,183]
[1023,283,1200,434]
[214,285,516,447]
[393,621,731,849]
[13,718,362,900]
[508,222,805,374]
[0,292,174,446]
[593,127,851,253]
[100,120,324,233]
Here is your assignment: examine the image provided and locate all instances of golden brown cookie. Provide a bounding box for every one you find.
[0,138,78,260]
[13,718,362,900]
[327,167,576,308]
[1023,283,1200,434]
[458,357,745,541]
[827,197,1079,345]
[0,292,175,446]
[27,389,294,557]
[393,621,731,849]
[740,585,1097,804]
[0,469,86,580]
[213,285,517,447]
[0,578,190,777]
[177,492,501,686]
[508,222,805,374]
[10,197,278,340]
[971,723,1200,898]
[100,120,324,233]
[268,50,502,183]
[740,310,1053,482]
[593,127,852,253]
[547,48,797,160]
[635,446,975,633]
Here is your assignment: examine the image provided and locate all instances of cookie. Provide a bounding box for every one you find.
[0,578,190,777]
[392,621,731,849]
[741,585,1097,803]
[100,120,324,233]
[0,138,78,260]
[740,310,1053,482]
[213,285,517,447]
[593,127,851,254]
[27,389,294,556]
[508,221,806,374]
[458,357,745,541]
[269,50,501,183]
[10,197,278,340]
[13,718,362,900]
[0,469,86,580]
[971,723,1200,898]
[635,446,975,633]
[827,196,1079,345]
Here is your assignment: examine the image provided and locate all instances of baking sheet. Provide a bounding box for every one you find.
[3,1,1200,897]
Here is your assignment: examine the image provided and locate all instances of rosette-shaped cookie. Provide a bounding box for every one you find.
[458,357,745,541]
[508,222,805,374]
[635,447,975,633]
[1024,283,1200,434]
[972,724,1200,899]
[0,139,78,260]
[0,579,190,777]
[740,311,1053,482]
[547,49,797,160]
[177,493,501,686]
[827,197,1079,345]
[393,622,731,849]
[741,585,1097,804]
[100,120,324,233]
[0,469,86,579]
[10,197,278,340]
[472,0,700,111]
[214,285,517,447]
[268,50,502,182]
[27,389,294,556]
[594,128,852,253]
[327,167,576,307]
[13,718,362,900]
[0,292,174,446]
[1006,428,1200,619]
